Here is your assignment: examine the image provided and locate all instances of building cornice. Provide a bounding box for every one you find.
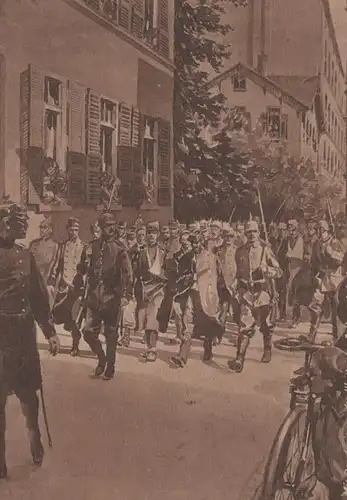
[208,63,308,113]
[62,0,174,74]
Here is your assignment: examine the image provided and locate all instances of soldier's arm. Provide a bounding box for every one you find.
[119,248,134,300]
[265,247,282,279]
[48,243,63,286]
[77,243,91,276]
[29,252,56,340]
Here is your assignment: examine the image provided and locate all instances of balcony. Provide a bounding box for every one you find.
[81,0,163,56]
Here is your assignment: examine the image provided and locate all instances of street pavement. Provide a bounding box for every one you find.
[0,320,335,500]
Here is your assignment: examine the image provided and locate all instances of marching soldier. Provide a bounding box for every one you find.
[49,218,85,356]
[79,212,133,380]
[29,217,59,308]
[0,203,60,479]
[228,219,282,373]
[286,219,304,328]
[133,222,167,362]
[306,220,344,343]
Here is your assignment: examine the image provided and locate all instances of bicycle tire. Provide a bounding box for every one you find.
[261,406,316,500]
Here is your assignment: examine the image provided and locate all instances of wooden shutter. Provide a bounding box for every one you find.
[158,0,169,58]
[27,147,43,205]
[132,147,145,207]
[86,89,101,154]
[131,106,140,147]
[86,89,101,204]
[19,65,44,205]
[119,102,132,146]
[68,80,86,154]
[118,145,133,206]
[86,153,102,204]
[119,0,131,31]
[20,70,30,204]
[67,151,86,205]
[157,119,171,206]
[131,0,144,38]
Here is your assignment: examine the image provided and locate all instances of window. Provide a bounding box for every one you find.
[265,107,287,139]
[144,0,158,32]
[100,99,117,174]
[142,116,157,203]
[44,77,63,162]
[233,72,247,92]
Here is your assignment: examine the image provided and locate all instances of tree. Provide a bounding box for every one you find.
[174,0,247,221]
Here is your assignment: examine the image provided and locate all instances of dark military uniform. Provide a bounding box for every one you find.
[0,205,58,478]
[79,213,133,379]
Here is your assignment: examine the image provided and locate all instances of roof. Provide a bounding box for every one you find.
[207,63,315,111]
[266,75,319,108]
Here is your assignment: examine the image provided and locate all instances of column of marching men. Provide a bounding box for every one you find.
[29,211,347,379]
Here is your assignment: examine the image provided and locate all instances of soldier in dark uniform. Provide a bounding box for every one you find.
[0,204,60,479]
[79,212,133,380]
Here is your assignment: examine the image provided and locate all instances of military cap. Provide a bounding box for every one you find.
[222,222,234,235]
[147,221,160,233]
[188,222,200,232]
[180,229,191,238]
[161,225,169,231]
[168,220,180,229]
[245,220,259,232]
[287,219,298,228]
[98,212,116,226]
[67,217,80,229]
[210,220,222,229]
[136,225,146,234]
[278,222,287,230]
[318,220,329,231]
[117,221,127,229]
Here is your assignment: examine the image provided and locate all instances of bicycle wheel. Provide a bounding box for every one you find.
[261,406,316,500]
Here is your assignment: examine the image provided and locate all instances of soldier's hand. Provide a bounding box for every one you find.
[48,335,60,356]
[120,297,129,308]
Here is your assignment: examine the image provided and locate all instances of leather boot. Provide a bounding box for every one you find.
[228,334,250,373]
[261,335,272,363]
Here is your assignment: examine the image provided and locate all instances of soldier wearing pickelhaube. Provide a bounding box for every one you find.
[79,212,133,380]
[0,203,60,479]
[228,219,282,373]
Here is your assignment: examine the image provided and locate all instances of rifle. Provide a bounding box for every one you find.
[327,198,337,239]
[256,188,278,325]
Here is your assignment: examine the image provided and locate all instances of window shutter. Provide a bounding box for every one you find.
[86,153,102,204]
[158,0,169,58]
[68,80,86,154]
[119,102,132,146]
[20,69,30,204]
[131,106,140,147]
[157,119,171,206]
[132,147,145,207]
[119,0,131,31]
[27,147,43,205]
[86,89,101,154]
[67,151,86,205]
[86,89,101,204]
[19,65,44,205]
[118,145,133,206]
[131,0,144,38]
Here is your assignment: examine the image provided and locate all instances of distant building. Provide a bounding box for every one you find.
[0,0,174,240]
[218,0,347,210]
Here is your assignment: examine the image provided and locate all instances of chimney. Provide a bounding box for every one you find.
[257,0,267,75]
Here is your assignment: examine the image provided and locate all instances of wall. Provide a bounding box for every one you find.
[219,75,302,158]
[0,0,174,236]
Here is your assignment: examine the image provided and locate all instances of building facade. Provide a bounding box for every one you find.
[217,0,347,210]
[0,0,174,241]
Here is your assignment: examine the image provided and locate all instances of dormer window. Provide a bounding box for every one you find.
[233,72,247,92]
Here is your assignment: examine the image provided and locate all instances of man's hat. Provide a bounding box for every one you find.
[288,219,298,228]
[147,221,160,233]
[278,222,287,230]
[210,220,222,229]
[136,225,146,234]
[188,222,200,232]
[222,222,234,236]
[98,212,116,226]
[117,221,127,229]
[161,225,169,232]
[245,220,259,232]
[168,220,180,229]
[318,220,329,231]
[67,217,80,229]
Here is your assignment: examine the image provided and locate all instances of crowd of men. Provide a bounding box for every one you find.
[25,210,347,377]
[1,199,347,478]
